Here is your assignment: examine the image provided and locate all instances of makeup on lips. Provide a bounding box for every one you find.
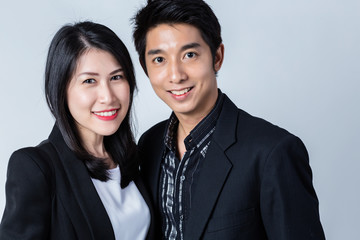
[92,108,119,121]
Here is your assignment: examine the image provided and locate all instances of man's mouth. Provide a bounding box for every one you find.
[170,87,192,96]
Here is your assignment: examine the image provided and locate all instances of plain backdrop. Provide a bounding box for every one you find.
[0,0,359,239]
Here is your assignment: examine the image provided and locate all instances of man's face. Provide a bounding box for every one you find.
[144,23,224,120]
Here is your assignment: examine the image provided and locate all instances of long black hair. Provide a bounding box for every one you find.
[45,21,137,187]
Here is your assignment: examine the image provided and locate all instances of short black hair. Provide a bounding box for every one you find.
[132,0,222,72]
[45,21,137,187]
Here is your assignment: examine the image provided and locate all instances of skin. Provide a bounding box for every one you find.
[67,48,130,166]
[144,23,224,158]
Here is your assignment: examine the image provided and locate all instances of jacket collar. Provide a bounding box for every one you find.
[48,124,115,240]
[184,94,238,239]
[147,94,239,239]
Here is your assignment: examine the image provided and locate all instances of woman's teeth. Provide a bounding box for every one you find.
[93,110,117,117]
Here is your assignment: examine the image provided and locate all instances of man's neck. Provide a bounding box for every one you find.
[175,100,218,159]
[175,99,218,135]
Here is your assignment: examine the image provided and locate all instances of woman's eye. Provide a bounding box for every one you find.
[111,75,124,80]
[153,57,164,64]
[83,79,95,84]
[185,52,196,59]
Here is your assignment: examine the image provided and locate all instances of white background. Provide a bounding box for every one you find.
[0,0,359,239]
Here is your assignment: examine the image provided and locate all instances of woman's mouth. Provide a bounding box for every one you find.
[93,109,119,120]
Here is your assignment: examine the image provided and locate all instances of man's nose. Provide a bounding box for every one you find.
[169,60,187,83]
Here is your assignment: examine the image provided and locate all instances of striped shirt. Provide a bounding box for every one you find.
[159,92,224,240]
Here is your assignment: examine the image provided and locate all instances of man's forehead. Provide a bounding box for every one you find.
[145,23,206,51]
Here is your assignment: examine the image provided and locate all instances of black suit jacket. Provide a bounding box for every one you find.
[138,94,325,239]
[0,124,155,240]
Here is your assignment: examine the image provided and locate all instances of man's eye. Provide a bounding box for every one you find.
[83,79,95,84]
[185,52,196,59]
[111,75,124,80]
[154,57,164,63]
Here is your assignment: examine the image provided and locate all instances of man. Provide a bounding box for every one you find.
[132,0,325,239]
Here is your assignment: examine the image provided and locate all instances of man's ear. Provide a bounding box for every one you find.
[139,58,148,76]
[214,43,225,72]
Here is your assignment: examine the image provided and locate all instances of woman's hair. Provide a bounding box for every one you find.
[45,21,137,187]
[132,0,222,73]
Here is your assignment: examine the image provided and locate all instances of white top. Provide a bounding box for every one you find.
[91,166,150,240]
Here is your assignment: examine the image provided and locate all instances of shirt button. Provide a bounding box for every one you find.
[180,176,185,181]
[180,215,184,220]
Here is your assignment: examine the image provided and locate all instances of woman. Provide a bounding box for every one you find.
[0,21,154,239]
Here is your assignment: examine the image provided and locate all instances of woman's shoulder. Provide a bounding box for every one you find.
[9,140,56,178]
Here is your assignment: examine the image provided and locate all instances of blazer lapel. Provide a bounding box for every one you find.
[49,125,115,240]
[148,143,164,205]
[135,176,156,239]
[140,122,167,208]
[184,95,239,239]
[184,143,232,239]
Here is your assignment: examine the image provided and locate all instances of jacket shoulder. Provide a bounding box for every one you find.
[1,141,55,239]
[138,120,168,148]
[219,96,302,155]
[9,140,56,183]
[238,109,293,139]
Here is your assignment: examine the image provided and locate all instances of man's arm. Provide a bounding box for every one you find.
[260,135,325,239]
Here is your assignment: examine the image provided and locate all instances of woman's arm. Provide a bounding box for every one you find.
[0,148,52,240]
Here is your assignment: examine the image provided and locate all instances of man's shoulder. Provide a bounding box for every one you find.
[239,109,291,137]
[218,96,307,166]
[138,119,168,147]
[142,120,168,137]
[221,94,297,144]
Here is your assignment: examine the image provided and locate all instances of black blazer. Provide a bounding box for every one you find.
[0,124,155,240]
[138,94,325,239]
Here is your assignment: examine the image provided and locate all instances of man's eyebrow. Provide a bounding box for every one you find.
[181,43,200,52]
[147,49,163,55]
[147,43,201,56]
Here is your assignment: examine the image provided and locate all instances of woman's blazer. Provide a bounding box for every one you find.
[0,124,155,240]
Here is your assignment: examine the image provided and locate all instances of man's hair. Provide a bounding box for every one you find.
[132,0,222,72]
[45,21,137,187]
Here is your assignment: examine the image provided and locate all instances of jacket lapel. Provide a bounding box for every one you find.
[135,176,156,239]
[140,122,167,208]
[148,142,164,205]
[49,125,115,240]
[184,95,239,239]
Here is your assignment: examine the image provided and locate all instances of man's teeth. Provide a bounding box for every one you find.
[94,110,117,117]
[171,88,191,96]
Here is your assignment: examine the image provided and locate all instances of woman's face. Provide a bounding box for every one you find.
[67,48,130,141]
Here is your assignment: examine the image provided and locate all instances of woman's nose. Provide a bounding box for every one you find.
[98,82,115,104]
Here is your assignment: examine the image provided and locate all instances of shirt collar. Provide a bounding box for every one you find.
[164,89,225,151]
